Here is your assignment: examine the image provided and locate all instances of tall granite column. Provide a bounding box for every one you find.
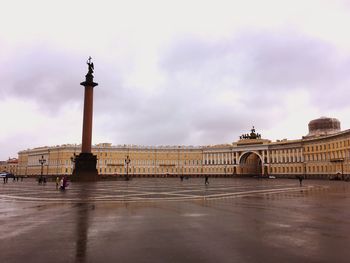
[72,57,98,181]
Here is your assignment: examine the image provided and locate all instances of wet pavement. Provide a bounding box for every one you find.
[1,178,350,263]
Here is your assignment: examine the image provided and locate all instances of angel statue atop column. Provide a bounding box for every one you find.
[87,56,94,75]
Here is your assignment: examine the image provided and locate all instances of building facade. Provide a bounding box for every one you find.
[16,117,350,180]
[0,158,18,174]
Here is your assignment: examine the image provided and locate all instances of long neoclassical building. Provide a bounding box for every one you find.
[16,117,350,179]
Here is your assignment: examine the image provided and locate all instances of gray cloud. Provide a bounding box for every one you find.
[109,30,350,145]
[1,45,85,114]
[2,30,350,151]
[160,31,350,109]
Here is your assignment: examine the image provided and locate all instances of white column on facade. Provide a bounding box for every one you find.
[262,151,265,164]
[300,149,304,162]
[280,150,283,163]
[296,149,299,162]
[280,150,282,163]
[262,150,265,175]
[271,150,273,163]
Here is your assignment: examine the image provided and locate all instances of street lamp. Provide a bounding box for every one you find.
[39,155,46,183]
[39,155,46,175]
[125,155,131,181]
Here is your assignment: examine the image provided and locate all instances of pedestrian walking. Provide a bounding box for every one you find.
[205,175,209,185]
[59,178,65,190]
[60,176,69,191]
[298,176,303,186]
[56,176,60,189]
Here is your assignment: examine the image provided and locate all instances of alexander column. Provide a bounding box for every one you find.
[72,57,98,181]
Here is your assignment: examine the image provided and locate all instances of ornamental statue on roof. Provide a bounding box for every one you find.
[239,126,262,140]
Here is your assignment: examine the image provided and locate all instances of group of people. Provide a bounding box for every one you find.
[38,175,47,184]
[3,175,23,184]
[56,176,69,190]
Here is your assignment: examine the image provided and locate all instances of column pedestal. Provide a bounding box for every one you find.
[72,153,98,182]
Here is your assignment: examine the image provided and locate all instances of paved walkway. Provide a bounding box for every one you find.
[1,178,350,263]
[0,178,327,202]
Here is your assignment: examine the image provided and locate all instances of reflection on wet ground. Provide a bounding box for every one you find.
[0,178,332,202]
[1,178,350,263]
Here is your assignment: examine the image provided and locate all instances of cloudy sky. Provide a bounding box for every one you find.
[1,0,350,160]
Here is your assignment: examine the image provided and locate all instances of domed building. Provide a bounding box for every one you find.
[305,117,341,138]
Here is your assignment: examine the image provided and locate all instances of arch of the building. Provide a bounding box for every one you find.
[238,151,264,176]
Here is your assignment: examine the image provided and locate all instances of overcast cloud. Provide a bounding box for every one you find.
[1,0,350,159]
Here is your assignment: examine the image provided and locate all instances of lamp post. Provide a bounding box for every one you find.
[39,155,46,175]
[125,155,131,181]
[39,155,46,183]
